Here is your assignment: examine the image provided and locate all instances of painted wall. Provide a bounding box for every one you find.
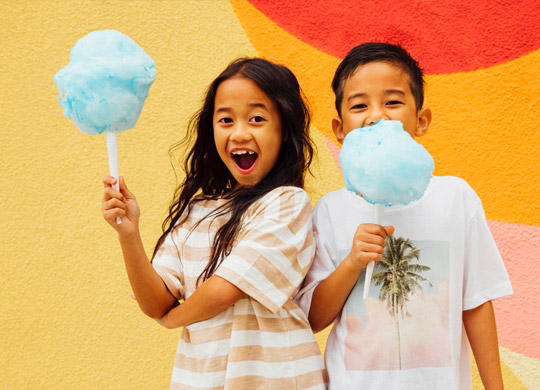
[1,1,538,388]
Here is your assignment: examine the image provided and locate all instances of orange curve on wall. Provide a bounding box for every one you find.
[230,0,539,226]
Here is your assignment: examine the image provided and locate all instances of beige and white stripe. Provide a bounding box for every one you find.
[153,186,327,389]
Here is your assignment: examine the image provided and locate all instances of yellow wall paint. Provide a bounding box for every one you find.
[2,1,537,389]
[1,1,257,388]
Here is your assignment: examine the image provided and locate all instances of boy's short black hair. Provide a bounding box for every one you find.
[332,42,425,116]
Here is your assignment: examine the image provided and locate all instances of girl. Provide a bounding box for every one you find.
[102,58,327,389]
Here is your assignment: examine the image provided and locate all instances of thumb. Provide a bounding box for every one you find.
[384,225,395,237]
[119,176,136,200]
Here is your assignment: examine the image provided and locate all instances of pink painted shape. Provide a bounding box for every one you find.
[488,220,540,360]
[324,136,341,170]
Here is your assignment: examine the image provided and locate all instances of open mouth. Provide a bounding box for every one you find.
[232,150,258,171]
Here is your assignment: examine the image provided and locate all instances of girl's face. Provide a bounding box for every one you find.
[213,76,282,187]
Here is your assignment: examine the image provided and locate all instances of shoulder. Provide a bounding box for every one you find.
[314,187,350,209]
[247,186,312,221]
[313,187,354,217]
[428,176,484,223]
[429,176,480,203]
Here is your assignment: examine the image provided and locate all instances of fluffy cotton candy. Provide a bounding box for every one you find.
[54,30,156,135]
[340,120,434,206]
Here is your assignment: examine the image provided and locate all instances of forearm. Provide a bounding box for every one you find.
[463,301,503,390]
[309,256,362,332]
[118,231,176,318]
[158,275,246,329]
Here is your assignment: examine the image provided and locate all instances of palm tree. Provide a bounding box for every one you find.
[372,236,432,369]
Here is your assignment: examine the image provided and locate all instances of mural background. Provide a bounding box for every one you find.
[1,0,538,388]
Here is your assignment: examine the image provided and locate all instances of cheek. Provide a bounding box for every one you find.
[213,132,228,160]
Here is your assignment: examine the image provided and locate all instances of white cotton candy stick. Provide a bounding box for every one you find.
[106,131,122,224]
[363,203,385,299]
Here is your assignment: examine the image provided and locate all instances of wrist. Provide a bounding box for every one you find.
[117,227,142,245]
[341,254,365,275]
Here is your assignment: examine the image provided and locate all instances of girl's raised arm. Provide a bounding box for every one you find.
[102,176,177,318]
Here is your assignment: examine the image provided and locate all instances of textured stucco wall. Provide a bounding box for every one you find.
[1,1,538,389]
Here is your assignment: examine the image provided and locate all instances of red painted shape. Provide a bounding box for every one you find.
[248,0,540,74]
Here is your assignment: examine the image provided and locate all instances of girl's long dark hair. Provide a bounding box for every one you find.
[152,58,314,284]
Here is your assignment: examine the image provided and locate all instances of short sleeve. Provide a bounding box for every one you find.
[462,196,513,310]
[295,199,339,315]
[214,187,314,314]
[152,231,185,300]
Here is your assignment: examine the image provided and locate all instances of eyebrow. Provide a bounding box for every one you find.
[215,102,270,114]
[347,89,406,102]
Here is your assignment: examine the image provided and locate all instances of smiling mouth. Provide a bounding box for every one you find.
[232,150,258,171]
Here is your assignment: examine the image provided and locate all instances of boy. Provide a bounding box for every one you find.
[296,43,512,389]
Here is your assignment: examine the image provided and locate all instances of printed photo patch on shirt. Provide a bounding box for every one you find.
[343,238,451,371]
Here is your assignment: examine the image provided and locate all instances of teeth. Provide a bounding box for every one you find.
[232,150,255,155]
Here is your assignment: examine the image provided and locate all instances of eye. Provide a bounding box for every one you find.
[217,117,233,124]
[386,100,403,106]
[250,115,266,123]
[351,103,367,110]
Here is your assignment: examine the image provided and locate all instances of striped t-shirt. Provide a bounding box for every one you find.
[153,186,327,390]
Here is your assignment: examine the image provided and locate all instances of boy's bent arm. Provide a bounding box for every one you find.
[309,223,393,332]
[463,301,504,390]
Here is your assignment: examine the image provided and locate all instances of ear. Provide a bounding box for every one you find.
[332,117,345,144]
[415,107,432,137]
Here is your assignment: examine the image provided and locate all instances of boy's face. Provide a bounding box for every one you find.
[333,61,431,143]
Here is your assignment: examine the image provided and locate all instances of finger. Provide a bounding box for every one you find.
[103,208,126,223]
[119,176,136,200]
[358,250,384,262]
[355,233,387,248]
[356,223,388,235]
[384,225,395,236]
[103,186,126,202]
[102,175,117,188]
[103,197,127,212]
[356,242,385,255]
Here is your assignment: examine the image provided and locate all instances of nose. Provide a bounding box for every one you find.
[229,123,252,142]
[365,106,385,127]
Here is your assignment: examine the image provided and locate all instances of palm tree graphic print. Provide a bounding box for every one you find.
[372,236,432,370]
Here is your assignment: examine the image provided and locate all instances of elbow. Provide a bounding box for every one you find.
[208,276,246,311]
[308,311,330,333]
[310,321,326,334]
[211,287,245,311]
[139,302,172,320]
[141,306,165,320]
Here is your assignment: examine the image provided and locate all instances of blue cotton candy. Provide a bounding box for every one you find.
[340,120,434,206]
[54,30,156,135]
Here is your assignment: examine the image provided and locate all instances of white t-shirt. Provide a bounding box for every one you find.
[296,176,512,390]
